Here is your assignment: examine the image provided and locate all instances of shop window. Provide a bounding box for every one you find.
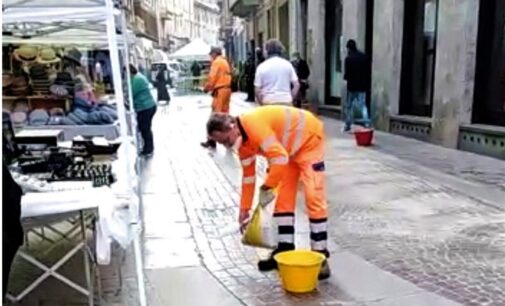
[473,0,505,126]
[400,0,439,117]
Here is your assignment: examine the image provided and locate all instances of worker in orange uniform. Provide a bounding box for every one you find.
[201,46,232,149]
[206,105,331,280]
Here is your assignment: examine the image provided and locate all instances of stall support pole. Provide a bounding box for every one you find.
[120,10,139,152]
[105,1,147,306]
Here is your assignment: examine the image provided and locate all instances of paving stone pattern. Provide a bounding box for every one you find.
[149,97,354,306]
[110,94,504,306]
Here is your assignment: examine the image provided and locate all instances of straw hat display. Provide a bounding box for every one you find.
[49,84,69,97]
[13,100,30,113]
[11,111,28,126]
[3,74,13,89]
[10,76,29,96]
[53,72,75,96]
[37,47,60,64]
[30,64,51,95]
[13,45,38,63]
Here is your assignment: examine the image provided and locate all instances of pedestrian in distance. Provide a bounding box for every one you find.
[191,61,202,91]
[291,52,311,108]
[130,64,157,157]
[155,65,171,105]
[206,105,331,280]
[200,46,232,149]
[343,39,372,132]
[244,52,256,102]
[255,47,265,66]
[254,39,300,106]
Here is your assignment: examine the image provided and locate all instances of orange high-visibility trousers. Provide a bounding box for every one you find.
[274,135,327,219]
[211,87,231,113]
[273,134,328,253]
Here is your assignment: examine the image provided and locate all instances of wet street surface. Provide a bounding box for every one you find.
[111,93,505,306]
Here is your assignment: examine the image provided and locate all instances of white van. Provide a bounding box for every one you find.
[151,60,184,86]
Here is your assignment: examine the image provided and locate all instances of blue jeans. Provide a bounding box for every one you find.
[345,91,370,129]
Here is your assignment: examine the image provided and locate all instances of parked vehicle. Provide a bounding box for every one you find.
[150,60,183,86]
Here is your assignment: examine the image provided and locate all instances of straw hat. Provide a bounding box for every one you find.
[10,76,29,95]
[37,48,60,64]
[11,112,28,126]
[13,45,38,63]
[3,74,13,88]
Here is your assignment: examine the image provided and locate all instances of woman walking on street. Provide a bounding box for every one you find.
[155,66,171,105]
[130,64,157,157]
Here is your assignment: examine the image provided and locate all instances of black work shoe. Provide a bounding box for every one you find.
[318,259,331,280]
[258,243,295,272]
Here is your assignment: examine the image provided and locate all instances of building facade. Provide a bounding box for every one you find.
[121,0,160,67]
[230,0,505,159]
[193,0,221,46]
[218,0,248,64]
[158,0,193,52]
[157,0,222,52]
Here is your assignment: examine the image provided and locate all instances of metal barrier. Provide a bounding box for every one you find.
[173,75,208,96]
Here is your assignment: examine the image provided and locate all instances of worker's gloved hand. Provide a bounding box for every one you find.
[239,209,250,234]
[258,185,275,207]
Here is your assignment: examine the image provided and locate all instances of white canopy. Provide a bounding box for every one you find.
[2,0,127,47]
[152,49,169,62]
[2,27,133,48]
[169,38,211,61]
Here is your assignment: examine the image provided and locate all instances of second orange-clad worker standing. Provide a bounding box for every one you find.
[206,105,331,280]
[201,46,232,149]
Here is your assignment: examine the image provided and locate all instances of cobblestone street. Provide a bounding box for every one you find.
[115,93,505,306]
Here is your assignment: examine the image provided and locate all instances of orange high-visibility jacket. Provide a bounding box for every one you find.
[204,56,231,92]
[237,105,324,211]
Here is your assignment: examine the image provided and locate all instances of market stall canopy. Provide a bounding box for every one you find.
[2,0,129,47]
[152,49,169,63]
[2,0,116,22]
[169,38,211,61]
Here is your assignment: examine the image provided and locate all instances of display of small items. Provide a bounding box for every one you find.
[55,162,115,187]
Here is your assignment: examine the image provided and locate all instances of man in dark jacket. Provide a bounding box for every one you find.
[191,61,202,90]
[291,52,311,108]
[343,39,371,131]
[255,47,265,66]
[244,53,256,102]
[3,159,24,297]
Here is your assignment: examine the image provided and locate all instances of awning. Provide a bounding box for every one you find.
[169,38,211,61]
[2,0,128,47]
[230,0,259,18]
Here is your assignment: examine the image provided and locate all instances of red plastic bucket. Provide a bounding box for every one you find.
[354,128,374,146]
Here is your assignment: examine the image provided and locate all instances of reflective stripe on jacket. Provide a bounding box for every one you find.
[237,105,324,210]
[204,56,231,92]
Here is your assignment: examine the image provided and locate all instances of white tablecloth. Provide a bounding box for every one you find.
[22,123,120,140]
[20,138,139,264]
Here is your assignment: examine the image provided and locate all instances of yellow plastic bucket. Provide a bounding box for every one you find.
[274,250,325,293]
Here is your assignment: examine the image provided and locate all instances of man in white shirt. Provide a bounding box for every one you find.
[254,39,300,105]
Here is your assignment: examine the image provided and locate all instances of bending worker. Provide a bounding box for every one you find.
[206,105,331,280]
[201,46,232,149]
